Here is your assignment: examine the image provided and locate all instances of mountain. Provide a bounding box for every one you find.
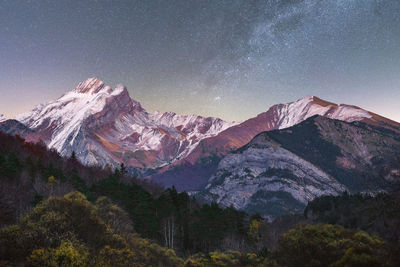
[198,115,400,218]
[151,96,400,190]
[16,78,236,169]
[0,119,34,138]
[0,114,6,123]
[8,79,400,192]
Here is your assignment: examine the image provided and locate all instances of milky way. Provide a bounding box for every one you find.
[1,0,399,122]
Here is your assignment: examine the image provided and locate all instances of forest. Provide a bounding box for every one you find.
[0,131,399,266]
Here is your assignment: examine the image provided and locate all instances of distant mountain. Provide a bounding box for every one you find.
[0,119,34,138]
[198,115,400,218]
[152,96,400,190]
[0,114,6,123]
[16,78,236,168]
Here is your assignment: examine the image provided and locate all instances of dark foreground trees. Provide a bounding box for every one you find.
[0,192,182,266]
[272,224,388,267]
[1,191,397,266]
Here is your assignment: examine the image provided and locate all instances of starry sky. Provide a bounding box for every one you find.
[1,0,399,122]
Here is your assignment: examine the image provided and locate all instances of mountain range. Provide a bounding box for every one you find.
[151,94,400,191]
[1,77,399,218]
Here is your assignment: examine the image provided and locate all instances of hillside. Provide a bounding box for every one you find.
[199,116,400,218]
[305,190,400,245]
[0,131,251,254]
[0,131,399,266]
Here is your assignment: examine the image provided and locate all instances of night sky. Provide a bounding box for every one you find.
[1,0,399,122]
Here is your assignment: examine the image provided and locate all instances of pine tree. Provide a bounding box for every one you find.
[119,163,126,175]
[70,151,77,161]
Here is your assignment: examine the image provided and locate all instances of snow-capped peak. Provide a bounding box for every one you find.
[15,78,236,168]
[17,78,133,153]
[270,95,372,129]
[74,77,106,94]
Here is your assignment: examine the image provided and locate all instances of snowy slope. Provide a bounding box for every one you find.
[17,78,237,168]
[0,114,6,123]
[18,78,127,151]
[273,96,372,129]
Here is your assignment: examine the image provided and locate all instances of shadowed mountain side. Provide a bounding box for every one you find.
[0,119,34,138]
[198,116,400,218]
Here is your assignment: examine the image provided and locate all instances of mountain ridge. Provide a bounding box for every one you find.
[151,95,400,190]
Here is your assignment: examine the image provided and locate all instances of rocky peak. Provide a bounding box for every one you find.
[73,78,142,110]
[309,96,339,107]
[260,95,373,130]
[295,95,336,106]
[74,77,105,94]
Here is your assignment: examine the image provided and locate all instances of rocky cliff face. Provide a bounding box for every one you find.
[198,116,400,218]
[16,78,236,168]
